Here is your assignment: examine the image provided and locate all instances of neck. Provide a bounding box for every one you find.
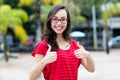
[56,34,65,42]
[56,35,70,50]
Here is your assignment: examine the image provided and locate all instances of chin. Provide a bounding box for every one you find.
[56,33,62,35]
[55,30,63,34]
[55,32,63,34]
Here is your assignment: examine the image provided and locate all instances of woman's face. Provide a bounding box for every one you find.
[51,9,67,34]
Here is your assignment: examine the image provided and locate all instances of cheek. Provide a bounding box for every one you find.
[51,23,55,29]
[63,24,67,29]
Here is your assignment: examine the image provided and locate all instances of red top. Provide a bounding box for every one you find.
[32,39,82,80]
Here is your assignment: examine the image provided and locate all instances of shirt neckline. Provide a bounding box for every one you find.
[58,40,72,51]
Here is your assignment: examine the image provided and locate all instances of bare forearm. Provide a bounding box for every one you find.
[81,50,95,73]
[85,54,95,72]
[30,58,47,80]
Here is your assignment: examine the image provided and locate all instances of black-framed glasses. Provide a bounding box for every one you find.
[50,17,68,24]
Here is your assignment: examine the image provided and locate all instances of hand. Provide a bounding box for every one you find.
[74,42,90,59]
[43,44,57,64]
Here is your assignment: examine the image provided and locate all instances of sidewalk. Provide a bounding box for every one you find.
[0,49,120,80]
[78,49,120,80]
[0,53,33,80]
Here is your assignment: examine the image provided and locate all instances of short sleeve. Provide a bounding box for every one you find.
[70,39,80,49]
[31,40,48,57]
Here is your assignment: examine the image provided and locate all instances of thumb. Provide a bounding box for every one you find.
[47,44,51,52]
[77,41,82,48]
[77,41,80,47]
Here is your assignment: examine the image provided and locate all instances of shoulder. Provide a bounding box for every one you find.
[70,39,79,49]
[32,40,48,57]
[70,39,78,45]
[36,40,48,46]
[33,40,48,50]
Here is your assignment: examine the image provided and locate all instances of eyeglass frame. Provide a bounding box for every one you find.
[50,17,68,24]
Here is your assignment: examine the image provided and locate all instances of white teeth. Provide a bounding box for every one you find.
[56,26,62,30]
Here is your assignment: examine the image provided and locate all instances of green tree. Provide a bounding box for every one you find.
[74,0,120,19]
[73,0,119,52]
[102,3,120,26]
[102,2,120,54]
[63,0,86,25]
[0,5,28,61]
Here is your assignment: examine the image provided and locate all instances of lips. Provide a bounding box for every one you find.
[55,26,63,31]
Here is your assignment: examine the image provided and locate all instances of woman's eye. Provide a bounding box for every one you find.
[53,18,58,21]
[61,18,66,21]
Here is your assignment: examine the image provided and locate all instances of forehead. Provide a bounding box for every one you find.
[54,9,67,17]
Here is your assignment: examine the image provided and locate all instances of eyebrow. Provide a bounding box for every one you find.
[53,16,67,18]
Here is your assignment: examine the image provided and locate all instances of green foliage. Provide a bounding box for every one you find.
[41,5,53,24]
[74,0,120,20]
[102,3,120,26]
[29,5,54,27]
[63,0,86,25]
[12,9,28,22]
[0,5,14,27]
[13,25,28,44]
[3,0,19,8]
[74,0,102,19]
[0,0,3,5]
[0,4,29,44]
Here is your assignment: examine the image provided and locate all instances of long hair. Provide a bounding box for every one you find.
[42,4,71,51]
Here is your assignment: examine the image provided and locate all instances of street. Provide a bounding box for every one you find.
[0,49,120,80]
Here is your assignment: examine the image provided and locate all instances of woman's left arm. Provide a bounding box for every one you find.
[81,51,95,72]
[74,43,95,72]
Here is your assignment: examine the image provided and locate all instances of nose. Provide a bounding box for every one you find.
[56,20,61,24]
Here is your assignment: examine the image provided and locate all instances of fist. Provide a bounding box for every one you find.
[44,44,57,64]
[74,42,90,59]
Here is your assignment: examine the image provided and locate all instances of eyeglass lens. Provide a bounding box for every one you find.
[51,17,67,24]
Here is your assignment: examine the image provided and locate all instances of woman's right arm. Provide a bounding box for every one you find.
[29,54,47,80]
[30,45,57,80]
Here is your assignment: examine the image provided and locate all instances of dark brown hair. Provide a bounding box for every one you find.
[42,4,71,51]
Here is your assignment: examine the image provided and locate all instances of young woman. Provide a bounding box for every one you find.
[30,4,95,80]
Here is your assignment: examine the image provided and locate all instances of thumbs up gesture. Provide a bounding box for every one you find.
[43,44,57,64]
[74,42,90,59]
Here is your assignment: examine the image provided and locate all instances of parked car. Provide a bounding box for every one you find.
[108,36,120,48]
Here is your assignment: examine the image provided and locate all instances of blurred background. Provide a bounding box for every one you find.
[0,0,120,80]
[0,0,120,54]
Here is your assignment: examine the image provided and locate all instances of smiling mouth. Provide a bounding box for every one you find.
[55,26,63,31]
